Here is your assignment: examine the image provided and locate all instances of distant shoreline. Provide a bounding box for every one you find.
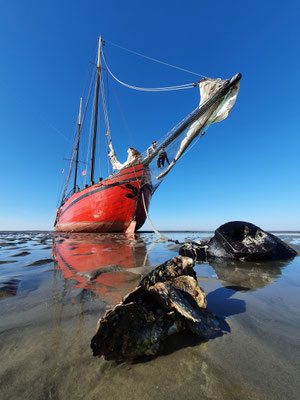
[0,230,299,234]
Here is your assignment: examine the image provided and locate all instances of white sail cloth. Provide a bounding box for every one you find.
[156,78,240,179]
[109,144,142,171]
[199,78,240,123]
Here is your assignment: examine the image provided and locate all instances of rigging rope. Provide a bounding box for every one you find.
[99,68,111,141]
[141,192,179,244]
[110,76,136,148]
[78,68,96,183]
[105,72,112,176]
[105,40,209,79]
[100,70,113,176]
[84,86,96,186]
[101,49,196,92]
[58,66,96,206]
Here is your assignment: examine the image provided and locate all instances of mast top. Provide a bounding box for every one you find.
[97,36,102,68]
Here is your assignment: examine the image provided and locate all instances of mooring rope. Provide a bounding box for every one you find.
[141,191,179,244]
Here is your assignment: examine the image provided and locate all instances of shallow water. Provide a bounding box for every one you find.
[0,231,299,400]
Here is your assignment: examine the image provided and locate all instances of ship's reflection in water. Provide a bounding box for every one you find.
[53,233,149,304]
[1,232,300,400]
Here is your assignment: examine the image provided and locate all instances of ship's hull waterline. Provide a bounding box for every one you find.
[54,164,152,233]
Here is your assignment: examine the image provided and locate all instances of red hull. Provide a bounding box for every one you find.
[54,164,152,233]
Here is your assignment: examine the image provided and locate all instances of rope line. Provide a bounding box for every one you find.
[141,192,179,244]
[105,40,208,79]
[101,49,196,92]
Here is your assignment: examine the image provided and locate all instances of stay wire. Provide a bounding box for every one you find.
[105,40,209,79]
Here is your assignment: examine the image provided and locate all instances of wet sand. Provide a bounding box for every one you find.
[0,231,299,400]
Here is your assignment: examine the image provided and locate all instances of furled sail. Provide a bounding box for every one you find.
[142,73,241,186]
[199,78,240,123]
[108,143,142,171]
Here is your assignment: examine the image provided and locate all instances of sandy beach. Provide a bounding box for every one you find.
[0,231,299,400]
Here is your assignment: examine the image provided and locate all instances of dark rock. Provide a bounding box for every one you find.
[91,255,223,361]
[124,275,207,314]
[179,222,297,262]
[91,301,171,361]
[209,221,297,261]
[138,255,196,288]
[179,240,209,261]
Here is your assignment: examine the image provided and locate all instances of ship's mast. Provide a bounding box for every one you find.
[73,97,83,193]
[89,35,102,186]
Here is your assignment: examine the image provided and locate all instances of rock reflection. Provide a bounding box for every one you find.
[209,258,291,291]
[0,278,20,299]
[53,233,149,304]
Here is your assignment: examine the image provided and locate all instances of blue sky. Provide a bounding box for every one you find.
[0,0,299,231]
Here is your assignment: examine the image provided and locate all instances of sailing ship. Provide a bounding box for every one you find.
[54,37,241,233]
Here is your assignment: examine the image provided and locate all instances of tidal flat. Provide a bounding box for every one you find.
[0,231,299,400]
